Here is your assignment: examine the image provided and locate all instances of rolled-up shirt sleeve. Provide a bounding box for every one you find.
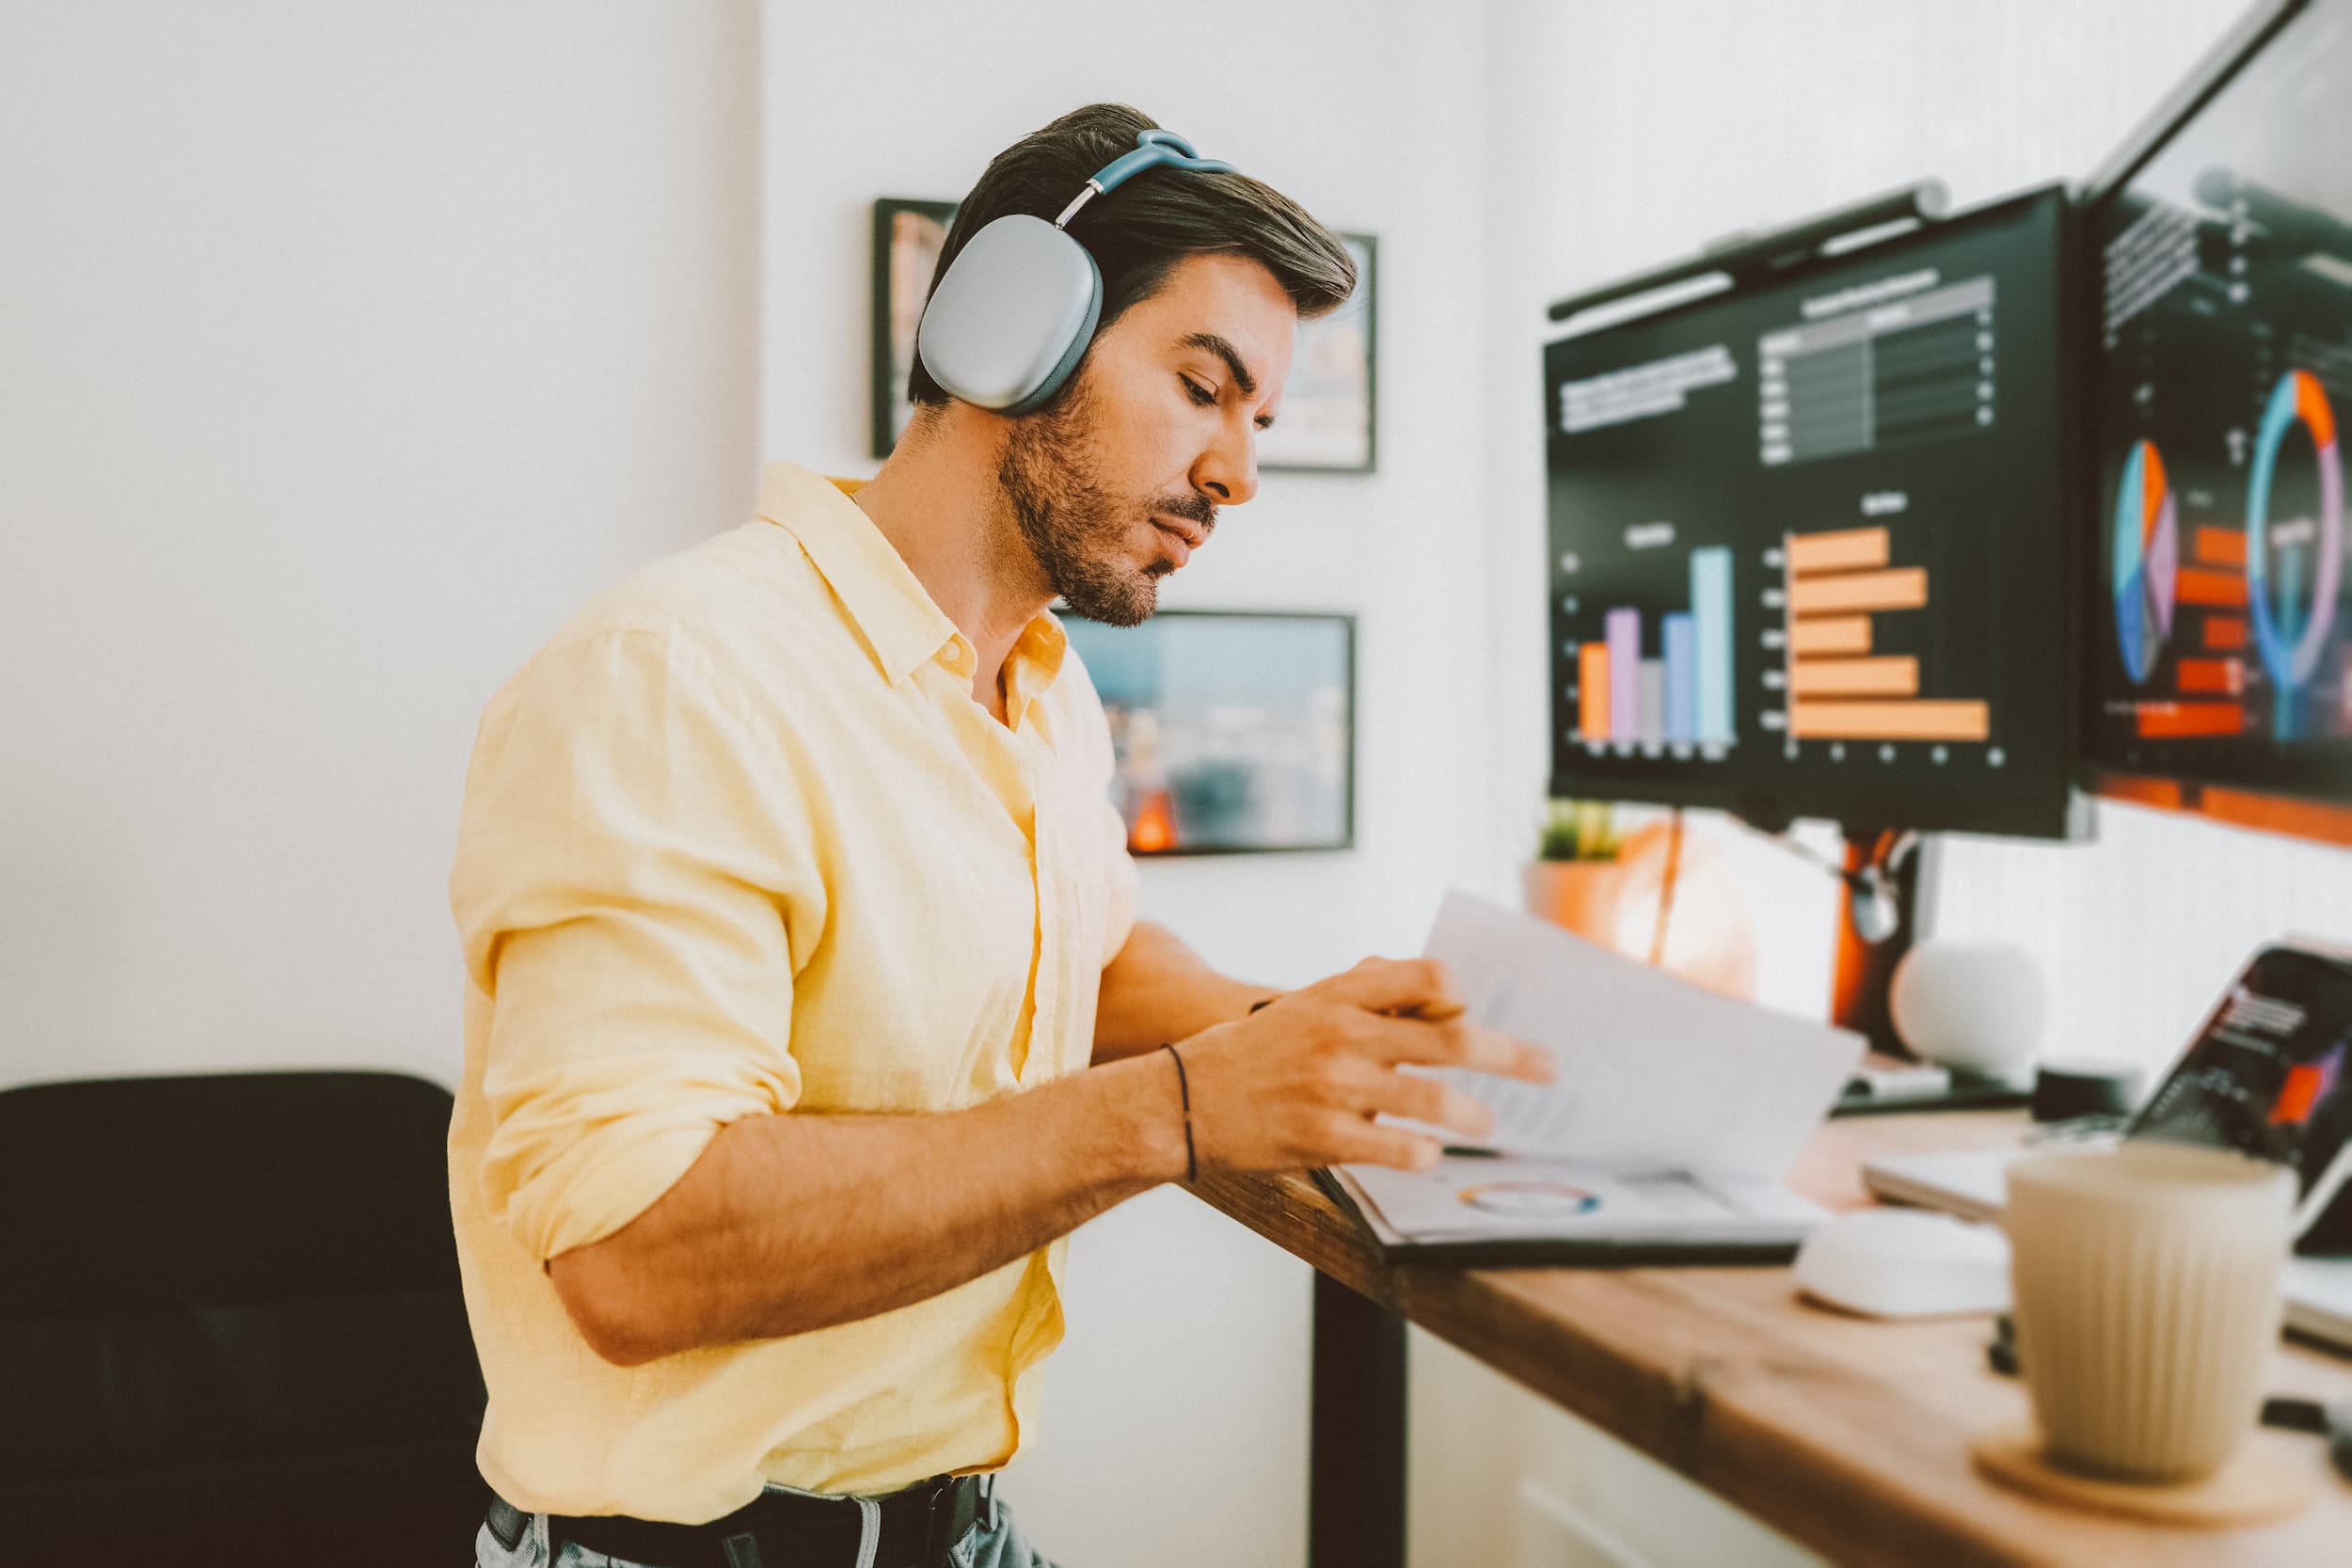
[449,628,820,1262]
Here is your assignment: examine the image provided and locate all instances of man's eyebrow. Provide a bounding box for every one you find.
[1177,332,1259,400]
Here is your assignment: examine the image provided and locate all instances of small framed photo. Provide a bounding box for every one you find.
[1061,610,1356,856]
[871,198,958,459]
[1259,232,1376,473]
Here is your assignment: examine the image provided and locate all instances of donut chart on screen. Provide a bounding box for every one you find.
[2245,370,2345,708]
[2110,438,2179,685]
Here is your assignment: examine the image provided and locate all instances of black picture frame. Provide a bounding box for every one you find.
[870,198,958,460]
[1260,232,1377,474]
[1059,608,1357,856]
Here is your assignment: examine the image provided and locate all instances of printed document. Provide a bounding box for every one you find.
[1335,891,1864,1251]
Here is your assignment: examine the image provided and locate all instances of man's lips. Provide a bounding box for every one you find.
[1151,515,1204,565]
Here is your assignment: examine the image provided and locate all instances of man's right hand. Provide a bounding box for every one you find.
[1168,957,1554,1175]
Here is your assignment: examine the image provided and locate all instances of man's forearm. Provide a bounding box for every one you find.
[547,1052,1187,1365]
[1092,919,1272,1060]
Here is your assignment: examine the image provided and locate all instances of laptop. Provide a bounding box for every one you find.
[1865,942,2352,1354]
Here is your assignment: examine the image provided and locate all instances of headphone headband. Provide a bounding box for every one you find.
[1053,128,1236,228]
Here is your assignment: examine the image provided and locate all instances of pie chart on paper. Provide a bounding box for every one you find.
[2111,438,2179,685]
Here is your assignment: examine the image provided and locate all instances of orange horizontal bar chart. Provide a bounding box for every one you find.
[2175,657,2244,695]
[1791,616,1872,655]
[2176,567,2248,608]
[1788,567,1929,616]
[1790,700,1992,741]
[2136,701,2245,738]
[1787,527,1891,575]
[1578,643,1611,740]
[2194,526,2247,568]
[1790,656,1920,696]
[2203,615,2248,651]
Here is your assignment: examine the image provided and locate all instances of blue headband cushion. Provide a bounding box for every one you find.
[914,128,1234,416]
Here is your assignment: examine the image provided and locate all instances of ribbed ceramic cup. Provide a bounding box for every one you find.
[2004,1142,2295,1481]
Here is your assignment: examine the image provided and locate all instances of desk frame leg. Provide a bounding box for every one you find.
[1309,1272,1407,1568]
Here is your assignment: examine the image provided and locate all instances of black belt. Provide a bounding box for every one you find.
[499,1471,993,1568]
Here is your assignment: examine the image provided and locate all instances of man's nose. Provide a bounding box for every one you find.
[1195,429,1259,509]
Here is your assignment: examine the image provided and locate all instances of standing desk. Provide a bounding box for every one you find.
[1187,1110,2352,1568]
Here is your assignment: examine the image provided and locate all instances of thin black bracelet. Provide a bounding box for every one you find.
[1160,1041,1198,1182]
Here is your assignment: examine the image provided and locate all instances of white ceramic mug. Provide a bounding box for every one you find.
[2004,1141,2296,1481]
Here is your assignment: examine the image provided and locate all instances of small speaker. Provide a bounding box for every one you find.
[1890,941,2049,1075]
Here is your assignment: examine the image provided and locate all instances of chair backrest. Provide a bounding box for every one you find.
[0,1070,486,1564]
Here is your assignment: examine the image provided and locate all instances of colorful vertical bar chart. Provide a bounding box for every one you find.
[1569,548,1735,749]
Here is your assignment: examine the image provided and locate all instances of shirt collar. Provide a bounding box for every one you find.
[756,461,962,685]
[755,462,1070,707]
[1001,612,1069,730]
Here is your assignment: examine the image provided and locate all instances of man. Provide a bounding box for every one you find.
[448,103,1549,1568]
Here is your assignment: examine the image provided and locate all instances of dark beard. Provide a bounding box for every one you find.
[997,381,1208,627]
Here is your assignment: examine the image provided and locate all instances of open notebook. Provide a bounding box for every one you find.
[1322,892,1865,1264]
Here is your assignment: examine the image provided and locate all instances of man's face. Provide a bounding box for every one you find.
[998,252,1296,626]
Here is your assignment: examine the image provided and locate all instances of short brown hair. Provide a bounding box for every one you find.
[904,103,1357,407]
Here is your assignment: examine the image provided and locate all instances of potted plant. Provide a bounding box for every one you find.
[1524,799,1761,1000]
[1522,799,1627,945]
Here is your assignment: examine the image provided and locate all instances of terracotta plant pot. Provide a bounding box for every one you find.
[1521,857,1627,948]
[1522,821,1760,1001]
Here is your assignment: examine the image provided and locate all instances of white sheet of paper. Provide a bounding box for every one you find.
[1410,890,1864,1180]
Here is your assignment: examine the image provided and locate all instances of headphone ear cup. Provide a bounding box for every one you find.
[998,255,1100,417]
[915,215,1104,412]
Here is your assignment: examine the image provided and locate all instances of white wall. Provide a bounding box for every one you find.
[0,3,761,1085]
[761,4,1494,1562]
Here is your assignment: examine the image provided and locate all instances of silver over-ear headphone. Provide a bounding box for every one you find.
[914,129,1236,417]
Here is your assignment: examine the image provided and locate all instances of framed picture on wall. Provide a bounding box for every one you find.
[1259,231,1375,473]
[1060,609,1355,856]
[870,198,958,459]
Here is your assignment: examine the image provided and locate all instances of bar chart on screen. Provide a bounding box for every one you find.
[1771,525,1994,752]
[2101,426,2264,743]
[1567,545,1737,754]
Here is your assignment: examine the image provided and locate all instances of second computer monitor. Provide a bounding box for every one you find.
[1544,187,2074,836]
[2086,0,2352,813]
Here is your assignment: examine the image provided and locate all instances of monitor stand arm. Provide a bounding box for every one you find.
[1830,829,1926,1057]
[1738,824,1930,1057]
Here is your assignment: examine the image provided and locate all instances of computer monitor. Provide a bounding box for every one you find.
[1543,187,2076,837]
[2085,0,2352,828]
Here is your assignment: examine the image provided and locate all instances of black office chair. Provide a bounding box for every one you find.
[0,1070,487,1566]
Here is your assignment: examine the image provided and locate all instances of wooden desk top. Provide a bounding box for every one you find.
[1189,1111,2352,1568]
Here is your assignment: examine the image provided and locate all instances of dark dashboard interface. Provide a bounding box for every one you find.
[2129,944,2352,1246]
[1544,189,2073,836]
[2088,0,2352,802]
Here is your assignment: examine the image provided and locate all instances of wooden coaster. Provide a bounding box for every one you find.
[1970,1423,2318,1528]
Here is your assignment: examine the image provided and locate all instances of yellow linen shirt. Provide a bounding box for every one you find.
[446,461,1138,1522]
